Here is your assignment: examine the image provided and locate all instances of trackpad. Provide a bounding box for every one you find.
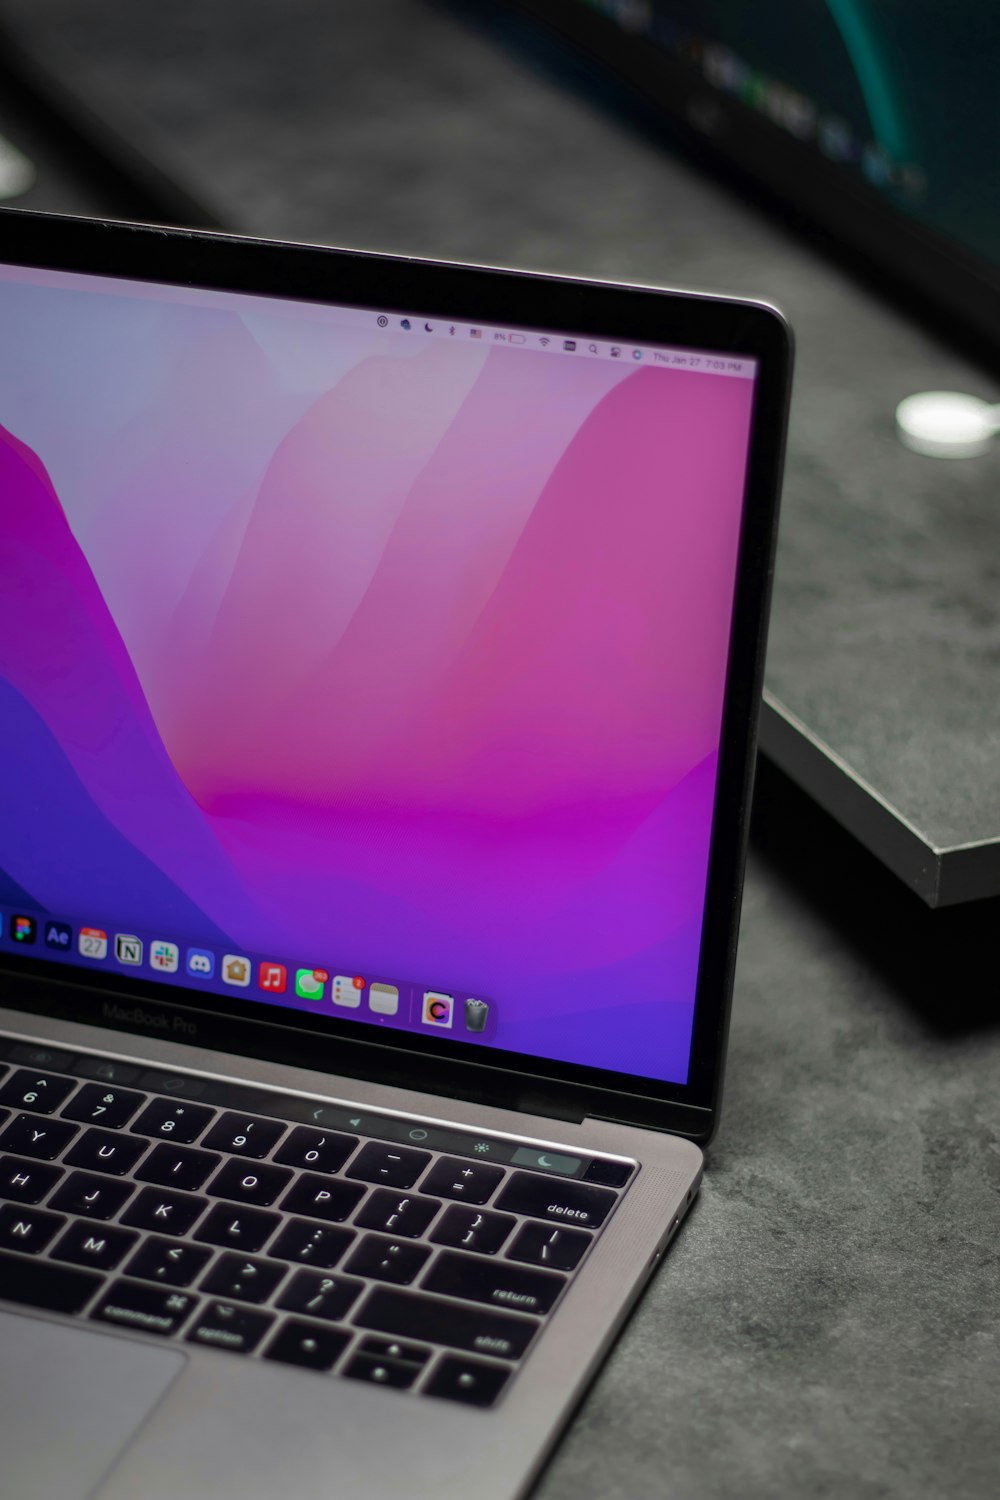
[1,1309,186,1500]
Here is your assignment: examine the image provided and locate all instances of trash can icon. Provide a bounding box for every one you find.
[464,998,489,1033]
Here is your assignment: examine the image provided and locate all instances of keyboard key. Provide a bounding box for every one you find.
[422,1250,565,1316]
[274,1127,357,1174]
[121,1186,208,1236]
[268,1218,353,1269]
[582,1158,634,1188]
[424,1354,511,1408]
[72,1057,141,1086]
[342,1352,420,1390]
[8,1045,73,1073]
[506,1222,592,1272]
[0,1248,100,1313]
[49,1171,134,1221]
[494,1172,616,1230]
[187,1301,274,1354]
[62,1082,145,1129]
[0,1156,63,1205]
[92,1279,198,1336]
[65,1127,147,1177]
[51,1220,137,1271]
[276,1270,363,1322]
[201,1113,286,1159]
[421,1158,504,1205]
[206,1158,292,1207]
[280,1174,364,1223]
[194,1203,281,1253]
[131,1098,215,1143]
[125,1237,213,1287]
[0,1202,65,1253]
[135,1142,220,1192]
[200,1253,287,1304]
[355,1287,538,1361]
[343,1235,430,1286]
[137,1070,207,1100]
[431,1205,515,1256]
[0,1113,78,1160]
[354,1190,439,1238]
[264,1319,350,1371]
[346,1142,430,1190]
[0,1069,75,1115]
[358,1335,429,1366]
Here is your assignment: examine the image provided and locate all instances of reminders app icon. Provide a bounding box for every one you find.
[422,991,454,1028]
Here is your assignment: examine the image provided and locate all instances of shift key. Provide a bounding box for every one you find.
[355,1287,538,1361]
[494,1172,616,1230]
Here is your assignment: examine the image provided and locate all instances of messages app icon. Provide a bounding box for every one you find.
[296,968,329,1001]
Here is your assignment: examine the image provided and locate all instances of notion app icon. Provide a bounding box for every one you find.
[369,982,399,1016]
[187,949,215,979]
[296,968,329,1001]
[222,954,252,987]
[149,940,179,973]
[12,914,37,945]
[115,934,143,966]
[78,926,107,960]
[422,991,454,1028]
[332,974,364,1008]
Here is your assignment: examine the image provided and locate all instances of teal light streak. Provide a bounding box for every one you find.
[824,0,908,157]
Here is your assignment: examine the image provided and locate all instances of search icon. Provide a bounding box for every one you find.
[588,344,598,354]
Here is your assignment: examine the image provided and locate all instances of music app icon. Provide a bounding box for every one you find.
[258,961,287,994]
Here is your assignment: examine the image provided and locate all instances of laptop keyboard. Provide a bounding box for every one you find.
[0,1041,635,1407]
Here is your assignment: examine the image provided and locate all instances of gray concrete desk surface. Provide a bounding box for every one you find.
[0,4,998,1495]
[538,765,1000,1500]
[5,0,1000,903]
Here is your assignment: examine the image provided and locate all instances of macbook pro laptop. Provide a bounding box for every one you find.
[0,208,791,1500]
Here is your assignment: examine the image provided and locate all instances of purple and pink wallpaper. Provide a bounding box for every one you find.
[0,265,754,1084]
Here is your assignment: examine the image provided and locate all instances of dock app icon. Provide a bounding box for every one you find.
[422,991,454,1028]
[44,921,71,952]
[115,934,143,966]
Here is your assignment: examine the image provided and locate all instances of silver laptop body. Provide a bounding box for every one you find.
[0,208,791,1500]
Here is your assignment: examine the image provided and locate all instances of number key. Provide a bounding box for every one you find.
[274,1126,357,1174]
[202,1113,286,1159]
[0,1070,75,1115]
[63,1083,144,1129]
[131,1098,215,1143]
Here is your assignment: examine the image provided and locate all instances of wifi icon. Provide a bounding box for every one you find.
[539,336,550,347]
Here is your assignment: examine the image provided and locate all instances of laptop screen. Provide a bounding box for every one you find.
[0,260,757,1089]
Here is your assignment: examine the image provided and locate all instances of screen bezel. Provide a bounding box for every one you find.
[489,0,1000,374]
[0,206,791,1143]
